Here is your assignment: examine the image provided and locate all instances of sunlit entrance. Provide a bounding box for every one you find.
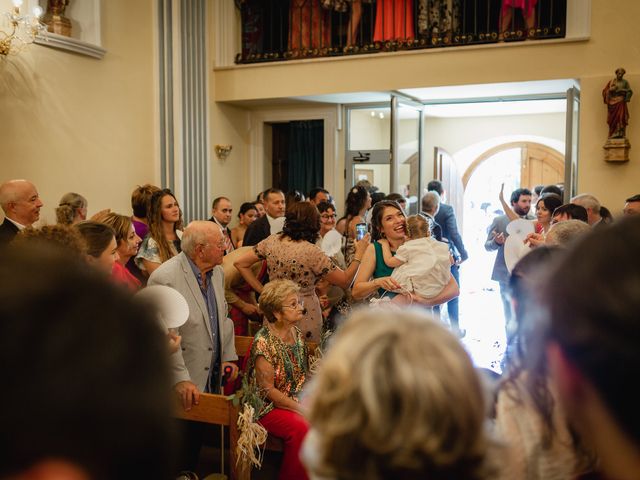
[343,80,580,372]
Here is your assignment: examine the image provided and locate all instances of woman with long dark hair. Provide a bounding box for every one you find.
[231,202,258,248]
[495,246,594,479]
[135,188,183,276]
[352,200,458,306]
[338,185,371,265]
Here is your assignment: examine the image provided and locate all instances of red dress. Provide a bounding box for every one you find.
[112,262,141,291]
[373,0,414,42]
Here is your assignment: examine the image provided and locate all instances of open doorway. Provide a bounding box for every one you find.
[425,96,572,372]
[325,79,580,371]
[271,119,325,195]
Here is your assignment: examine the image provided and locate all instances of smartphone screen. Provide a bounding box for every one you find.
[356,223,367,241]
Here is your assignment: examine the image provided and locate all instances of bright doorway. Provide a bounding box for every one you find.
[314,79,580,372]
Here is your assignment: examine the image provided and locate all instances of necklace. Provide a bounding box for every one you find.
[266,327,307,380]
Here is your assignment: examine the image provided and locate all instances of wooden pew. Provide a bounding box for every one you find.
[175,393,249,480]
[234,335,318,361]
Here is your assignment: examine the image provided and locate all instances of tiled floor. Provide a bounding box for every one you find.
[443,249,509,374]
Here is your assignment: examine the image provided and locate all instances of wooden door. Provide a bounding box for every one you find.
[520,143,564,188]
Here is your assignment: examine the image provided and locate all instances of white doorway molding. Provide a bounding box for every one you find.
[248,105,340,201]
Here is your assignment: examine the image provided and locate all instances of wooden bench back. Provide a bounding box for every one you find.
[174,394,247,480]
[234,335,319,360]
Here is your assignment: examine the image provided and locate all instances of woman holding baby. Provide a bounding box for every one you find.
[351,199,459,306]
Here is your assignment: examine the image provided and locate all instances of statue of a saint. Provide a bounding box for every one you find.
[43,0,72,37]
[603,67,633,139]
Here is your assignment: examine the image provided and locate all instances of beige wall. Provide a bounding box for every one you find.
[209,102,251,226]
[0,0,158,224]
[214,0,640,214]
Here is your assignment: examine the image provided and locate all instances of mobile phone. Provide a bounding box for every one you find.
[356,223,367,241]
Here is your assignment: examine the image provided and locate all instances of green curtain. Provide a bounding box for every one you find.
[287,120,324,195]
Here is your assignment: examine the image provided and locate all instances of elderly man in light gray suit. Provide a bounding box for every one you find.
[148,221,238,411]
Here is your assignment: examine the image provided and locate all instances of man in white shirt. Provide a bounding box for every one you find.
[242,188,286,246]
[0,179,44,245]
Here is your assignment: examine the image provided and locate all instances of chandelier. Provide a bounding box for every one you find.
[1,0,47,57]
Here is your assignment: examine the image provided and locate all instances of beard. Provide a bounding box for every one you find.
[514,205,529,217]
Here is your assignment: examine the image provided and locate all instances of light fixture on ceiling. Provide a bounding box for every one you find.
[0,0,46,57]
[378,112,384,119]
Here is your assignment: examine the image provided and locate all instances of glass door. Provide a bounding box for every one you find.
[391,96,424,215]
[346,105,392,193]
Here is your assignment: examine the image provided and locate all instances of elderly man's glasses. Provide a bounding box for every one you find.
[200,242,226,250]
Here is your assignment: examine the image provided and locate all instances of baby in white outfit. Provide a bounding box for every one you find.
[379,214,452,300]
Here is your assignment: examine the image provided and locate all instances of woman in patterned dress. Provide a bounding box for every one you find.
[235,201,368,342]
[246,279,310,480]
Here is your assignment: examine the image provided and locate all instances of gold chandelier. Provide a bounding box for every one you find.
[1,0,47,57]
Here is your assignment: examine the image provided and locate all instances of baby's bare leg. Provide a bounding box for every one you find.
[390,293,412,305]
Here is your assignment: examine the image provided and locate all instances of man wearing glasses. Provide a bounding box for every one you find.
[148,221,238,472]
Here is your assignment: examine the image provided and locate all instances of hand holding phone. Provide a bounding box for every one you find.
[356,222,367,241]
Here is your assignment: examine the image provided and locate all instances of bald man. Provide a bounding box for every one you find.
[0,179,44,245]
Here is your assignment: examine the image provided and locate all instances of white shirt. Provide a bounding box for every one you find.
[267,214,285,235]
[5,217,26,230]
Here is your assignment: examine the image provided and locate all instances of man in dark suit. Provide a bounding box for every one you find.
[209,196,235,254]
[242,188,286,247]
[0,179,44,245]
[485,187,532,332]
[428,181,468,337]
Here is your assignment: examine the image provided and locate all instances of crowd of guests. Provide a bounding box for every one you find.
[1,176,640,480]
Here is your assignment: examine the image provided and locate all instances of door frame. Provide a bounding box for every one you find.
[249,105,339,203]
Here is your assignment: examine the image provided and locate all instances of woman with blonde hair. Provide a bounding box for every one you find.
[303,309,492,480]
[244,279,310,480]
[135,188,183,276]
[100,212,142,290]
[55,192,87,226]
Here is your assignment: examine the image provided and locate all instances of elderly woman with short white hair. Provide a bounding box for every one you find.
[244,279,310,480]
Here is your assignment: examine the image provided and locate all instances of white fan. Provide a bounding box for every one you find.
[135,285,189,330]
[504,219,534,273]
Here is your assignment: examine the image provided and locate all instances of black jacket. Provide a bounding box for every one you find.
[0,218,19,246]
